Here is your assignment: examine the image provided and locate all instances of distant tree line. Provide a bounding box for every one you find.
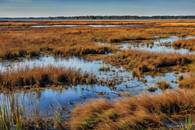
[1,15,195,21]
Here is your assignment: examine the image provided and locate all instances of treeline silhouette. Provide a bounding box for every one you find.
[1,16,195,21]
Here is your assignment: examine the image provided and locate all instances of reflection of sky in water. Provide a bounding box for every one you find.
[1,36,189,118]
[0,56,180,118]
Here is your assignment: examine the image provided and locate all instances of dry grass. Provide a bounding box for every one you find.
[179,75,195,89]
[0,27,116,60]
[0,66,97,89]
[156,80,171,90]
[173,39,195,51]
[1,20,195,60]
[1,19,195,27]
[70,88,195,130]
[104,50,192,76]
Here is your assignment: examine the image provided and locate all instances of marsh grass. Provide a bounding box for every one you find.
[173,39,195,51]
[70,88,195,130]
[179,75,195,89]
[0,66,97,89]
[1,20,195,60]
[146,86,158,92]
[104,50,192,77]
[0,95,67,130]
[0,96,23,130]
[157,80,171,91]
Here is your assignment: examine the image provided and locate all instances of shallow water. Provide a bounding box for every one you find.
[0,56,180,118]
[119,36,195,54]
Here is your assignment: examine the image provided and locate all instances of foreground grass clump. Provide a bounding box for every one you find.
[70,89,195,130]
[156,80,171,91]
[105,50,192,76]
[173,39,195,51]
[0,99,23,130]
[0,96,67,130]
[0,67,97,88]
[179,75,195,89]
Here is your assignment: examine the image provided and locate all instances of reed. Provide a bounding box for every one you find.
[104,50,192,76]
[0,66,97,89]
[173,39,195,51]
[70,88,195,130]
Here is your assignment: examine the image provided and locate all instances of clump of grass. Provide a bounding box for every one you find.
[0,96,23,130]
[105,50,192,77]
[0,66,97,88]
[173,39,195,51]
[99,63,110,72]
[146,86,158,92]
[156,80,171,91]
[179,75,195,89]
[70,88,195,130]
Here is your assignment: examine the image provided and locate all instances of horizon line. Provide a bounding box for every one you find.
[1,15,195,19]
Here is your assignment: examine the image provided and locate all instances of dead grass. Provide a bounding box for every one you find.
[156,80,171,90]
[1,20,195,60]
[70,88,195,130]
[104,50,192,77]
[173,39,195,51]
[179,75,195,89]
[1,19,195,27]
[0,66,97,89]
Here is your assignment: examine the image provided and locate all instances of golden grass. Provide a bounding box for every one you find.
[70,88,195,130]
[173,39,195,51]
[1,20,195,60]
[156,80,171,90]
[104,50,192,76]
[1,19,195,27]
[0,66,97,89]
[179,74,195,89]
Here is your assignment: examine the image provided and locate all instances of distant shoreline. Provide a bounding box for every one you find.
[1,16,195,21]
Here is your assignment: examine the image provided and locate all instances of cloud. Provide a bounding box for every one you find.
[0,0,194,17]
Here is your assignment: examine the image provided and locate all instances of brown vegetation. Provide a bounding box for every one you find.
[156,80,171,90]
[173,39,195,51]
[0,20,195,129]
[70,88,195,130]
[179,75,195,89]
[1,19,195,27]
[104,50,192,76]
[1,20,195,60]
[0,66,97,89]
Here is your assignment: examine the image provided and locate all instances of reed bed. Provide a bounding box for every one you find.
[104,50,192,76]
[70,88,195,130]
[1,21,195,60]
[0,94,67,130]
[1,19,195,27]
[0,66,97,89]
[179,75,195,89]
[173,39,195,51]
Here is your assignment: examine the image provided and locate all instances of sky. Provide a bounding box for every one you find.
[0,0,195,17]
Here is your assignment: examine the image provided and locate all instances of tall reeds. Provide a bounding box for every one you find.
[0,66,97,88]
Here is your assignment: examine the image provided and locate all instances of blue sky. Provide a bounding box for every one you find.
[0,0,195,17]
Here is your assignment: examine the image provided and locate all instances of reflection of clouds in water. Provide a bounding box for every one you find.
[0,39,185,118]
[0,55,180,118]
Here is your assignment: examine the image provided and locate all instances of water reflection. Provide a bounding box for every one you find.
[119,36,195,54]
[0,56,181,118]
